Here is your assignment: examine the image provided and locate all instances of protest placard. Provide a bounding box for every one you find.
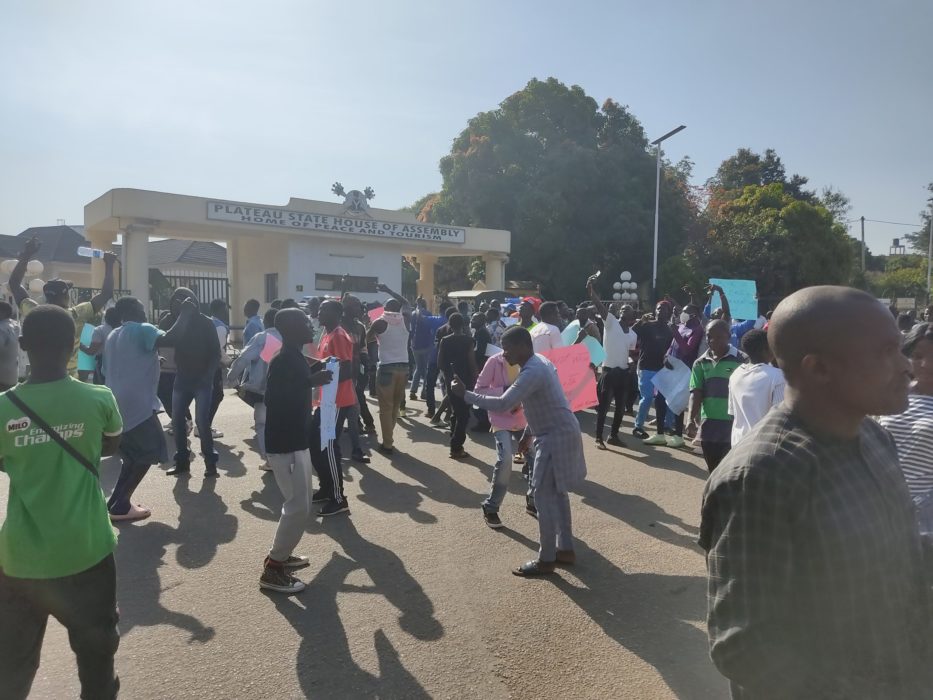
[709,278,759,321]
[541,344,598,412]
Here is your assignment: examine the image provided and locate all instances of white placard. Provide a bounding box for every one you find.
[207,201,466,244]
[485,343,502,357]
[319,358,340,449]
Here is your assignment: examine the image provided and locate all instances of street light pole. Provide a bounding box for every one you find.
[927,206,932,304]
[650,124,686,302]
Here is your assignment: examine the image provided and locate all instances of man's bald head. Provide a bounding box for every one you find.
[770,287,880,379]
[769,286,910,417]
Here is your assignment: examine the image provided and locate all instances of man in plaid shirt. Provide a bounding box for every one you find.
[700,286,933,698]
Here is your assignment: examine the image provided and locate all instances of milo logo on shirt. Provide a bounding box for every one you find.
[13,422,85,447]
[6,417,30,433]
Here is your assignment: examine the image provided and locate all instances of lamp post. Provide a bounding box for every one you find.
[650,124,686,302]
[927,206,932,304]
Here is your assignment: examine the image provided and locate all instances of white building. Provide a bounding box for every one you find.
[83,188,511,325]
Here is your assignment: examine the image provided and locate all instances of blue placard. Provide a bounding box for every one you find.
[709,278,759,321]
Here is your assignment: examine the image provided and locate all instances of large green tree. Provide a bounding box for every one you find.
[690,183,854,305]
[414,77,698,301]
[905,182,933,255]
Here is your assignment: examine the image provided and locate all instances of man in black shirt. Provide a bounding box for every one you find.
[470,312,492,432]
[632,301,674,440]
[260,309,332,594]
[164,289,223,477]
[437,313,477,459]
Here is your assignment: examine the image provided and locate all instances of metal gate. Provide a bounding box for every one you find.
[149,270,230,322]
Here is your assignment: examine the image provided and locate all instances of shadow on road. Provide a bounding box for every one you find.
[114,522,216,643]
[550,538,726,699]
[270,552,431,699]
[173,478,238,569]
[578,480,700,551]
[384,452,486,510]
[353,461,437,524]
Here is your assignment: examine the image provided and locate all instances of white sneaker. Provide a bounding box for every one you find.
[194,427,223,439]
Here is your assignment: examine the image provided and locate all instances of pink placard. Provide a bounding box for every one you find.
[367,308,384,322]
[260,333,282,363]
[541,344,598,412]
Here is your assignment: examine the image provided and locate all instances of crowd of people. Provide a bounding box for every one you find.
[1,233,932,697]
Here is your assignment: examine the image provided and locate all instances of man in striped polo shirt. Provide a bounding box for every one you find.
[687,319,746,471]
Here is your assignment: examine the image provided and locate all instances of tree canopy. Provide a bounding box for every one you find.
[418,77,698,300]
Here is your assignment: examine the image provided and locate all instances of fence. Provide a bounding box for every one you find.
[150,271,230,321]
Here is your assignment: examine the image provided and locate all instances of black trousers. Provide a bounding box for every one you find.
[209,368,224,422]
[596,367,630,440]
[157,372,191,422]
[701,441,731,472]
[309,408,344,502]
[354,373,374,428]
[424,364,441,415]
[449,393,471,451]
[0,554,120,700]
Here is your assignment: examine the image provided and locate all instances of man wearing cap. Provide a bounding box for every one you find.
[9,237,117,377]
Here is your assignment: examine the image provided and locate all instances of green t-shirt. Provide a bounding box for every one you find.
[0,377,122,578]
[19,299,98,376]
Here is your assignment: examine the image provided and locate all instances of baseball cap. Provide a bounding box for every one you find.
[43,279,74,297]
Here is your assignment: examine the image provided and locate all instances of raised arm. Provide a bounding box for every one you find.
[712,284,732,323]
[156,299,198,347]
[9,237,40,307]
[376,283,406,308]
[90,252,118,313]
[586,274,609,320]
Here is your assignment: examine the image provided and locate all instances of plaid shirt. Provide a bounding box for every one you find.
[700,405,933,699]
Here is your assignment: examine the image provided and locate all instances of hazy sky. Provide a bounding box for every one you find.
[1,0,931,254]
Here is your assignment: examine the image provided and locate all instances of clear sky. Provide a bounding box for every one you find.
[1,0,931,255]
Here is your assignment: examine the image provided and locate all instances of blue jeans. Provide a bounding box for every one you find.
[409,348,430,395]
[483,430,518,512]
[172,372,218,467]
[635,369,658,430]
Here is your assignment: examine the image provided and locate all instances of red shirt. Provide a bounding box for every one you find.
[316,326,356,408]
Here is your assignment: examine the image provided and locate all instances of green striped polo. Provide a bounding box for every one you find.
[690,346,747,443]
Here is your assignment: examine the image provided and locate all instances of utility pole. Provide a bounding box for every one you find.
[860,216,866,271]
[927,207,932,304]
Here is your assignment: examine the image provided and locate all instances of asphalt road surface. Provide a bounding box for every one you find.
[1,392,729,699]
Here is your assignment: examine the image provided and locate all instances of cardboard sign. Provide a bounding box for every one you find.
[259,333,282,363]
[541,344,598,412]
[709,278,758,321]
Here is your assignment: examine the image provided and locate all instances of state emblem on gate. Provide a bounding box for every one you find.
[332,182,375,217]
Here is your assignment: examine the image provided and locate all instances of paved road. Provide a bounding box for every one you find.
[1,393,728,699]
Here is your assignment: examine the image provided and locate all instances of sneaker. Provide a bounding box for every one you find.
[377,444,394,456]
[319,499,350,517]
[409,392,418,401]
[195,427,224,439]
[607,434,625,447]
[632,427,650,439]
[166,464,190,476]
[665,435,686,448]
[311,489,329,503]
[204,467,219,478]
[596,438,607,450]
[425,411,435,420]
[483,509,504,529]
[260,565,306,594]
[450,448,470,460]
[283,555,310,569]
[525,503,538,519]
[643,434,668,446]
[351,450,371,464]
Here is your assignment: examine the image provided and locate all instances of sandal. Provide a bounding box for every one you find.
[512,559,556,577]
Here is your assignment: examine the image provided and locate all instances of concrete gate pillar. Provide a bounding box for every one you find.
[416,254,436,311]
[483,253,508,291]
[226,238,243,328]
[123,226,150,314]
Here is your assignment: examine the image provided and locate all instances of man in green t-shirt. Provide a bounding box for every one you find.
[687,319,747,472]
[0,304,123,699]
[9,236,118,377]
